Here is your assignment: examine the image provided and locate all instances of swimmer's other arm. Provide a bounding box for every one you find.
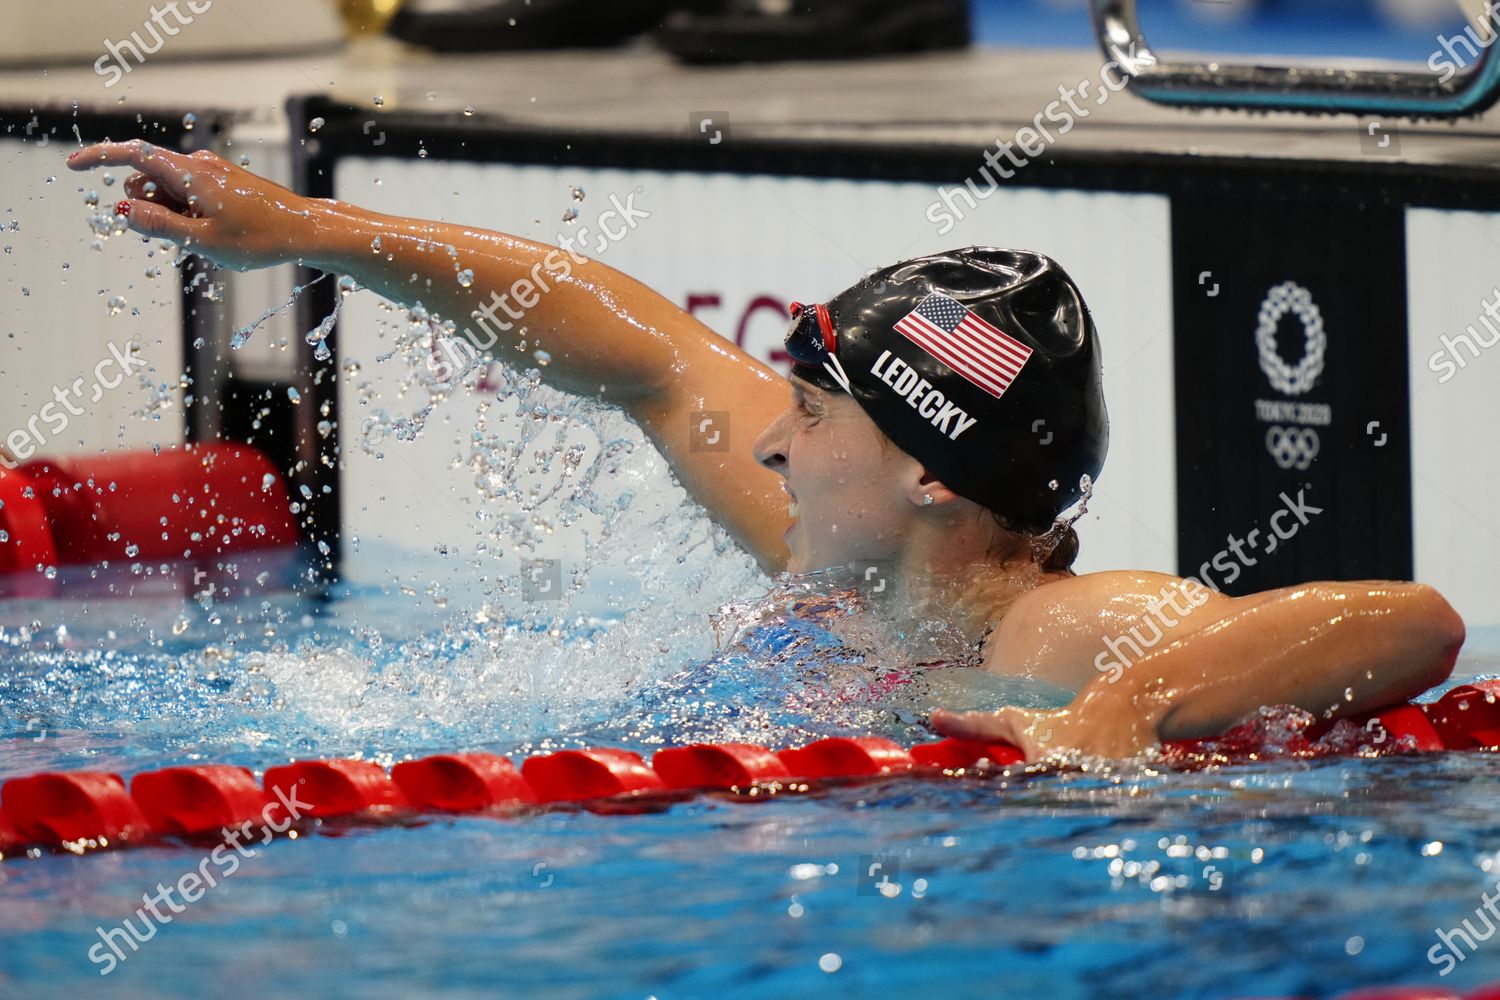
[67,142,793,571]
[936,576,1465,759]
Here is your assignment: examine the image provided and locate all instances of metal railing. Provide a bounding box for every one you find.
[1089,0,1500,118]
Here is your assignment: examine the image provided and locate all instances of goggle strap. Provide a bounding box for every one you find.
[813,304,836,353]
[822,354,853,395]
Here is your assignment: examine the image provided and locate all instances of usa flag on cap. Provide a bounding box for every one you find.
[893,292,1032,399]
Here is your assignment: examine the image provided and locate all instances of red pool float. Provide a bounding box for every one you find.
[1,771,151,847]
[1425,681,1500,750]
[262,759,407,821]
[130,765,267,837]
[521,748,666,803]
[392,753,536,811]
[909,737,1027,769]
[651,743,792,789]
[776,736,916,779]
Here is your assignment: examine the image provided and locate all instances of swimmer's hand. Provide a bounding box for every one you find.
[66,141,318,271]
[930,685,1158,760]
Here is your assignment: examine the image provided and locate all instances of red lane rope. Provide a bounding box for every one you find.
[3,681,1499,859]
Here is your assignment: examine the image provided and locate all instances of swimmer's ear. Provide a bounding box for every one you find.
[908,471,960,509]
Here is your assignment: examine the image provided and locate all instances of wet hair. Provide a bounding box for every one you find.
[989,510,1080,575]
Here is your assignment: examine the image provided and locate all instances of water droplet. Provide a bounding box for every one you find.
[182,112,197,130]
[1048,479,1059,490]
[533,349,552,366]
[124,543,139,557]
[417,147,429,159]
[240,155,251,167]
[570,185,585,202]
[462,105,475,117]
[287,387,301,403]
[457,268,474,287]
[143,180,158,196]
[370,236,382,253]
[561,207,578,224]
[299,484,313,500]
[84,189,99,207]
[261,473,276,491]
[309,116,326,133]
[107,295,127,315]
[102,173,116,187]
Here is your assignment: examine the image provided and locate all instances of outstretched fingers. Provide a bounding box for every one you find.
[67,139,191,172]
[67,141,195,204]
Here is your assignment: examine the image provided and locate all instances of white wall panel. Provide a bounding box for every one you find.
[1407,207,1500,637]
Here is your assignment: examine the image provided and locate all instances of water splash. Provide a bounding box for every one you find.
[1,291,1057,764]
[303,275,356,361]
[231,272,331,350]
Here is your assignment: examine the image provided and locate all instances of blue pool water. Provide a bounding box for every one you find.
[3,567,1500,1000]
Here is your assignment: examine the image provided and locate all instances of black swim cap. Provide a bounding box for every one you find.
[787,247,1108,531]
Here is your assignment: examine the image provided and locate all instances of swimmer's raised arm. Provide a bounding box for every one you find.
[935,580,1466,758]
[67,142,792,571]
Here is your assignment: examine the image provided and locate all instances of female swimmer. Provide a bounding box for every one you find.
[66,142,1466,759]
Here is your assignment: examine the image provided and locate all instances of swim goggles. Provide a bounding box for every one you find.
[784,301,853,393]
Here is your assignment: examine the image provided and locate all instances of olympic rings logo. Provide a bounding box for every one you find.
[1256,281,1326,396]
[1265,425,1320,470]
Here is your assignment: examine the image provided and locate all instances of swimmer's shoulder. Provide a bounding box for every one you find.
[981,570,1232,691]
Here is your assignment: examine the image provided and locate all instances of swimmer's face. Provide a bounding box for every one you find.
[753,376,926,574]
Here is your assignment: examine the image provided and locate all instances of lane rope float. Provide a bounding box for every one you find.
[4,681,1499,860]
